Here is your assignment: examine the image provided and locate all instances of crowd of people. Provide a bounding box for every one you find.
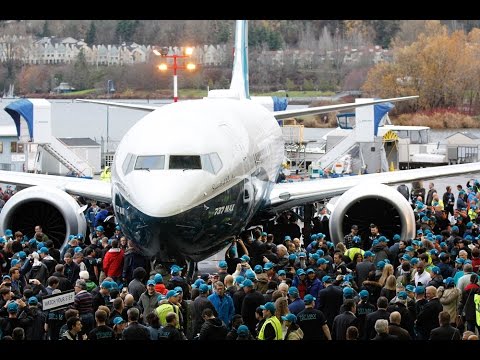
[0,179,480,341]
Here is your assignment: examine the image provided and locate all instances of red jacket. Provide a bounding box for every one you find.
[103,248,124,278]
[155,283,168,295]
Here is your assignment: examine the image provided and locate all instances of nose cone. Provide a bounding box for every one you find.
[127,171,209,217]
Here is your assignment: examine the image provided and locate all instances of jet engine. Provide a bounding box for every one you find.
[329,183,415,245]
[0,186,86,249]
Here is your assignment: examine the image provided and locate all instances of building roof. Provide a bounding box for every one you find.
[59,137,100,146]
[445,131,479,140]
[0,125,20,137]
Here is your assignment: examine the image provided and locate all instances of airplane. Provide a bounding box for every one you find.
[1,20,480,277]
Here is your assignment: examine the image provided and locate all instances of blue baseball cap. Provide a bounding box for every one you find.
[174,286,183,294]
[397,291,408,300]
[218,260,228,269]
[415,286,425,294]
[100,281,113,290]
[234,276,245,285]
[237,325,249,336]
[260,302,276,313]
[28,296,38,305]
[74,246,83,253]
[296,269,306,276]
[254,265,263,274]
[317,258,329,266]
[288,286,299,297]
[18,251,26,260]
[353,235,361,243]
[310,253,320,261]
[306,268,315,275]
[406,285,415,293]
[284,236,292,242]
[411,258,419,265]
[402,254,411,261]
[377,261,386,270]
[431,266,440,274]
[364,251,374,258]
[240,279,254,288]
[147,279,155,286]
[39,247,49,254]
[263,262,274,271]
[405,246,414,252]
[113,316,126,325]
[316,249,324,257]
[359,290,369,299]
[10,259,19,267]
[170,265,183,274]
[166,290,180,298]
[393,234,401,241]
[245,269,256,280]
[261,232,267,236]
[199,284,209,294]
[443,277,455,286]
[77,233,84,239]
[2,275,11,280]
[430,249,439,256]
[240,255,250,263]
[343,287,355,298]
[7,302,18,313]
[154,274,163,284]
[304,294,316,304]
[281,313,297,323]
[322,275,332,283]
[95,226,104,232]
[277,270,286,276]
[4,229,12,237]
[288,254,297,261]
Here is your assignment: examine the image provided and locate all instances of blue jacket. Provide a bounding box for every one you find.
[306,278,323,308]
[207,292,235,329]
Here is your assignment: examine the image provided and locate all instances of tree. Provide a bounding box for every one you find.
[41,20,50,37]
[86,21,97,45]
[363,22,480,112]
[70,49,90,90]
[115,20,139,43]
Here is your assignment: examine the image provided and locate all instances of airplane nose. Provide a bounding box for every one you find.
[128,172,208,217]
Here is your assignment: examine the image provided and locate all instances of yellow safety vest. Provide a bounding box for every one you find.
[156,302,180,329]
[258,315,283,340]
[474,294,480,326]
[345,247,364,261]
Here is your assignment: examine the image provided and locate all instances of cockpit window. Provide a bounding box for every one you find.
[134,155,165,170]
[122,153,136,175]
[169,155,202,170]
[201,153,223,175]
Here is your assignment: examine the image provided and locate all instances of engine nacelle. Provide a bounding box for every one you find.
[0,186,86,249]
[329,183,415,245]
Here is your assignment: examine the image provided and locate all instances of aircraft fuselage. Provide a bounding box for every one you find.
[110,98,284,262]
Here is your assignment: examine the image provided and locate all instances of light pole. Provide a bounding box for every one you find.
[153,46,196,102]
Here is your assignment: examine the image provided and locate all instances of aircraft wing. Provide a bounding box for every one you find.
[76,99,158,112]
[0,170,112,203]
[265,162,480,212]
[273,96,418,120]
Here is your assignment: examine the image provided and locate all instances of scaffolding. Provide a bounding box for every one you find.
[282,119,307,173]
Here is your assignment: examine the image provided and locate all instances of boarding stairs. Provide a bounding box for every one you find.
[39,137,93,177]
[318,130,358,170]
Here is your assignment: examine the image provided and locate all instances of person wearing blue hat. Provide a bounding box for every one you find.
[236,324,254,340]
[156,289,182,329]
[191,283,214,336]
[297,294,332,340]
[258,302,282,340]
[356,251,375,286]
[356,289,376,337]
[138,279,161,320]
[345,236,364,261]
[287,286,305,315]
[427,266,444,288]
[282,313,304,340]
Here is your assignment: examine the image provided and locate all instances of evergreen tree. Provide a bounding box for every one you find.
[86,21,97,45]
[41,20,50,37]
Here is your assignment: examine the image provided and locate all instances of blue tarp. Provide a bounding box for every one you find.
[272,96,288,111]
[374,102,394,136]
[4,99,33,139]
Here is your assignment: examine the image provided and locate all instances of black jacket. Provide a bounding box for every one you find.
[429,325,461,340]
[416,298,443,339]
[198,317,228,340]
[364,309,390,340]
[332,311,358,340]
[317,285,343,329]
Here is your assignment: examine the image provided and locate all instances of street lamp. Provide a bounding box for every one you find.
[154,46,196,102]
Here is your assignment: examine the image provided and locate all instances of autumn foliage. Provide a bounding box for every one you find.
[363,21,480,115]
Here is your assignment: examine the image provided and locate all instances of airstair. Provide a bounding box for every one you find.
[318,130,358,169]
[39,137,93,177]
